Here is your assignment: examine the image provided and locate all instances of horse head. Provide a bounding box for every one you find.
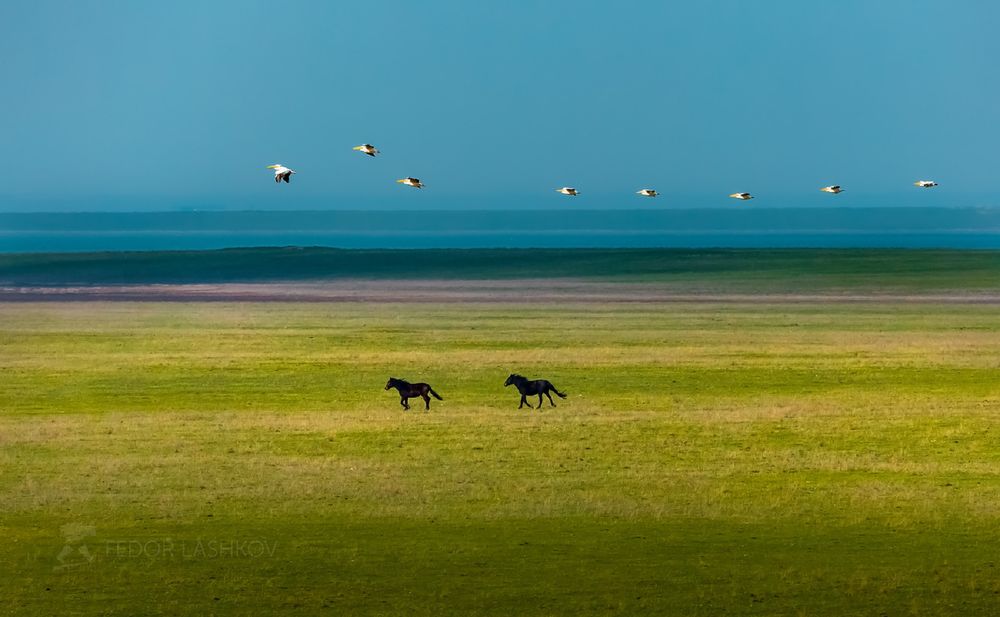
[504,374,521,387]
[385,377,397,390]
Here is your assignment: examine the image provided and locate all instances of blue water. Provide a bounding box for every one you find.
[2,208,999,252]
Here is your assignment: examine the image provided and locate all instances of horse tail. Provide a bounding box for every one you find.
[549,384,567,398]
[429,387,443,400]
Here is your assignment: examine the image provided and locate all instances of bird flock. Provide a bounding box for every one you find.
[267,146,940,198]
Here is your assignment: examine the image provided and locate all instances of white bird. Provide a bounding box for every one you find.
[914,180,938,188]
[636,189,658,197]
[266,164,296,184]
[556,187,580,196]
[729,192,753,200]
[397,177,424,188]
[352,144,379,157]
[820,185,844,194]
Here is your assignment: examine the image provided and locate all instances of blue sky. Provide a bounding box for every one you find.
[2,1,998,211]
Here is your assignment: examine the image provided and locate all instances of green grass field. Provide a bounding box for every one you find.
[3,249,1000,615]
[3,296,1000,615]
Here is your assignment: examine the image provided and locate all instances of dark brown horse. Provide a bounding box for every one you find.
[385,377,443,411]
[504,374,567,409]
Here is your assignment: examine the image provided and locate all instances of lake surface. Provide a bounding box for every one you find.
[2,208,999,252]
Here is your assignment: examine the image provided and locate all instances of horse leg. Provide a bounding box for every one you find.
[546,391,556,407]
[520,394,530,409]
[537,394,544,408]
[422,394,430,411]
[401,396,409,410]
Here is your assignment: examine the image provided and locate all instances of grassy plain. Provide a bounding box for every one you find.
[3,248,1000,615]
[2,293,1000,615]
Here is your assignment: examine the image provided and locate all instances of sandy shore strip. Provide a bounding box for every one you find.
[3,280,1000,304]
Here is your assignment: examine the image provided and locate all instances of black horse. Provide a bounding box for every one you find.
[385,377,443,411]
[504,374,567,409]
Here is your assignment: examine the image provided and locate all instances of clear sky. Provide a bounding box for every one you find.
[2,0,998,211]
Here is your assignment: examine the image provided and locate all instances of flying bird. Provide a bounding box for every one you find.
[729,192,753,200]
[352,144,379,157]
[914,180,938,188]
[556,187,580,196]
[820,185,844,194]
[266,164,295,184]
[397,177,425,188]
[636,189,659,197]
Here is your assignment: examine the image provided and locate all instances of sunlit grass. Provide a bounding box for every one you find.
[2,301,1000,615]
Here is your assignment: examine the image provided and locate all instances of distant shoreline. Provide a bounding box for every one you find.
[2,208,999,252]
[5,281,1000,305]
[2,248,999,296]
